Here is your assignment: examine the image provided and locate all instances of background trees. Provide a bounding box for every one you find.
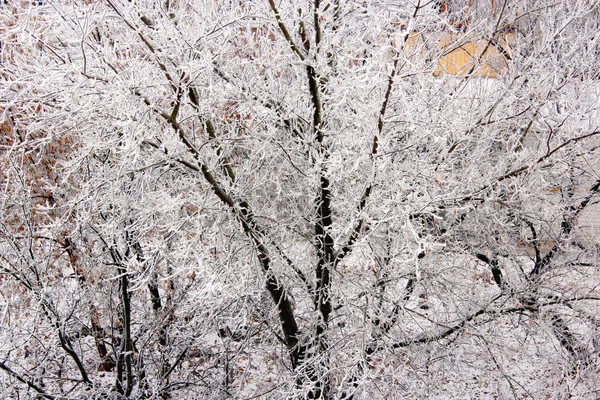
[1,0,599,398]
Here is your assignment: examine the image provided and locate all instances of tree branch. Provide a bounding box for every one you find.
[530,178,600,277]
[336,3,422,266]
[0,362,58,400]
[133,89,304,369]
[268,0,306,61]
[475,253,504,288]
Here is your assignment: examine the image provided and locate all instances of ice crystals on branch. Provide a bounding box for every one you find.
[1,0,599,399]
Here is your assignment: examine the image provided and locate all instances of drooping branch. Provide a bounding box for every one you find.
[526,221,541,265]
[530,179,600,277]
[55,321,92,386]
[0,362,57,400]
[475,253,504,288]
[549,314,589,362]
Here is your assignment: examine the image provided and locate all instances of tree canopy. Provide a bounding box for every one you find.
[1,1,599,398]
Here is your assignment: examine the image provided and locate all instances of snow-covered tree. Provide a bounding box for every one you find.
[1,1,599,398]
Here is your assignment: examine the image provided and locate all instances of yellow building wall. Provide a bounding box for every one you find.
[401,31,515,78]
